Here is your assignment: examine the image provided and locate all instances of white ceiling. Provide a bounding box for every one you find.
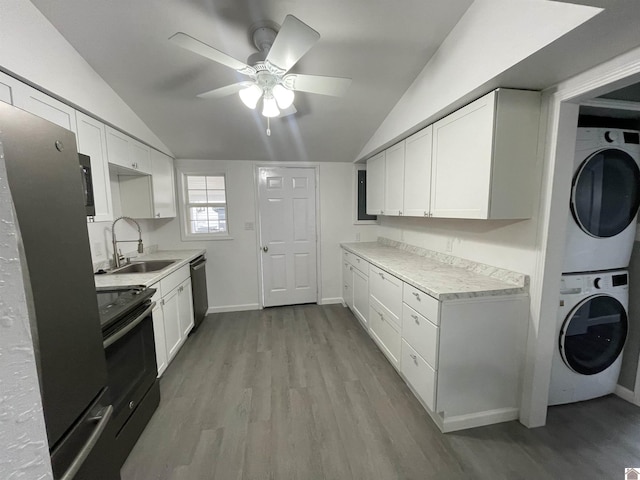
[29,0,640,163]
[30,0,474,162]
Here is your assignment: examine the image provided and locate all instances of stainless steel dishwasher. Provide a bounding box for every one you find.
[190,255,208,331]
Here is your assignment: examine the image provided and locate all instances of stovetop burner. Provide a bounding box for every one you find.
[96,286,154,331]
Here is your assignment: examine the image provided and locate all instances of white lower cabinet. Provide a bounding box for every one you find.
[150,265,195,376]
[340,247,528,432]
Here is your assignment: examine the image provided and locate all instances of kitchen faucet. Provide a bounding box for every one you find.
[111,216,144,268]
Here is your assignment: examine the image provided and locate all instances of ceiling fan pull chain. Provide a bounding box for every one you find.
[266,116,271,136]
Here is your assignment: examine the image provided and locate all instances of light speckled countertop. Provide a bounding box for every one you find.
[341,239,528,301]
[94,249,205,288]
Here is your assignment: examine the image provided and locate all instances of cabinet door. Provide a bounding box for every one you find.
[130,139,151,174]
[151,150,177,218]
[366,151,385,215]
[352,267,368,328]
[343,260,353,309]
[105,126,131,169]
[178,278,194,338]
[0,71,18,105]
[152,300,168,377]
[162,287,182,362]
[403,126,433,217]
[431,92,496,219]
[384,141,405,216]
[13,83,77,134]
[76,112,114,222]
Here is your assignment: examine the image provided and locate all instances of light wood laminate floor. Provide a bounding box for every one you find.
[121,304,640,480]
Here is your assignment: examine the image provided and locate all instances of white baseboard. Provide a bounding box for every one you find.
[207,303,261,314]
[319,297,344,305]
[440,407,520,433]
[615,384,638,405]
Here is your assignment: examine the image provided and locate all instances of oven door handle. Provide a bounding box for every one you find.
[60,404,113,480]
[103,302,155,349]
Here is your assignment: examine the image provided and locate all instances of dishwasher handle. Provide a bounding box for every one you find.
[191,256,206,271]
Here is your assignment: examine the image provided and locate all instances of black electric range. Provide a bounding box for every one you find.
[96,286,155,334]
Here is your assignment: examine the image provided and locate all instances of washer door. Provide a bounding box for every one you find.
[571,148,640,238]
[560,294,628,375]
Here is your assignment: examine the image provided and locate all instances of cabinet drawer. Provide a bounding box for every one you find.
[160,264,190,295]
[370,299,401,367]
[343,250,369,276]
[369,265,402,321]
[402,304,438,369]
[403,283,439,325]
[402,340,436,411]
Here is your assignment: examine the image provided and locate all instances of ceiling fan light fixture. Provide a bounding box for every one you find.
[262,94,280,117]
[239,84,263,109]
[273,84,295,109]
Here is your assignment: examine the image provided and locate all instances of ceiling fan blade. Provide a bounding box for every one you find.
[197,82,253,99]
[283,74,351,97]
[265,15,320,75]
[169,32,256,75]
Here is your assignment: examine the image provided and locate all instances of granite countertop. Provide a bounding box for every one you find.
[94,249,206,289]
[341,240,528,301]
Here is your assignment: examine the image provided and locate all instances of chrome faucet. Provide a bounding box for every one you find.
[111,216,144,268]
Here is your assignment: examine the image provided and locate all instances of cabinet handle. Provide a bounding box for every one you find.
[378,312,383,320]
[356,258,360,263]
[399,210,402,215]
[156,213,161,217]
[409,353,418,363]
[380,209,384,214]
[161,299,165,306]
[411,314,419,324]
[379,272,385,280]
[412,291,421,301]
[424,211,428,217]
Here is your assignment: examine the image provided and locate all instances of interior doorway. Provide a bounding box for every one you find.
[256,166,318,307]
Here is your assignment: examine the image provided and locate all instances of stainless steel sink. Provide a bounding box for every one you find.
[109,259,177,274]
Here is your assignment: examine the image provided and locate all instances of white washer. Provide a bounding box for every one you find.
[548,270,629,406]
[563,128,640,274]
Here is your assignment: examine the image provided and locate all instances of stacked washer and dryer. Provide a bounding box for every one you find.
[549,127,640,406]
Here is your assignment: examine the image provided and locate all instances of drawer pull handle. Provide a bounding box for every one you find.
[411,314,419,324]
[412,291,421,301]
[378,312,384,320]
[379,272,385,279]
[409,353,417,363]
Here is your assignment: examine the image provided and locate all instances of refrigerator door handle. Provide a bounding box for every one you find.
[60,405,114,480]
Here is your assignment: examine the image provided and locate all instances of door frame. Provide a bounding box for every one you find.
[521,46,640,428]
[253,162,322,308]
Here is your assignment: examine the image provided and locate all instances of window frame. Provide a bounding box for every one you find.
[353,165,378,225]
[178,171,233,241]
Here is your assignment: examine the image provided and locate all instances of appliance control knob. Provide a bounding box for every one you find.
[594,277,601,289]
[604,131,618,143]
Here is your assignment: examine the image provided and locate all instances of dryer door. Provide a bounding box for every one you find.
[560,294,628,375]
[571,148,640,238]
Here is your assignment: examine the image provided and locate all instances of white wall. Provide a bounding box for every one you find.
[0,158,53,479]
[0,0,171,155]
[357,0,601,161]
[150,160,378,310]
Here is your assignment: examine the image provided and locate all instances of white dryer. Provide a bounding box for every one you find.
[563,128,640,274]
[548,270,628,406]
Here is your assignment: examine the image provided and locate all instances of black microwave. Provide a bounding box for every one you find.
[79,153,95,217]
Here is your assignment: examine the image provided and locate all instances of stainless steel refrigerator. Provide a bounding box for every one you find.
[0,102,120,479]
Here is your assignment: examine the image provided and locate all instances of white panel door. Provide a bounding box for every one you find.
[151,149,177,218]
[258,167,317,307]
[403,126,433,217]
[76,112,114,222]
[384,141,405,216]
[12,83,77,134]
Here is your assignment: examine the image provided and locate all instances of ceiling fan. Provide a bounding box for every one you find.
[169,15,352,123]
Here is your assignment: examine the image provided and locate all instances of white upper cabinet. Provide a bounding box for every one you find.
[12,83,77,134]
[384,141,405,216]
[151,150,177,218]
[403,126,433,217]
[105,126,151,174]
[366,151,385,215]
[0,71,18,105]
[76,112,114,222]
[431,89,541,219]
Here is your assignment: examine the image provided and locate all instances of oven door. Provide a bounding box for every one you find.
[103,302,157,436]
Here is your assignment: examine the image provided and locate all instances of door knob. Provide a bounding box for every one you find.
[262,246,268,252]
